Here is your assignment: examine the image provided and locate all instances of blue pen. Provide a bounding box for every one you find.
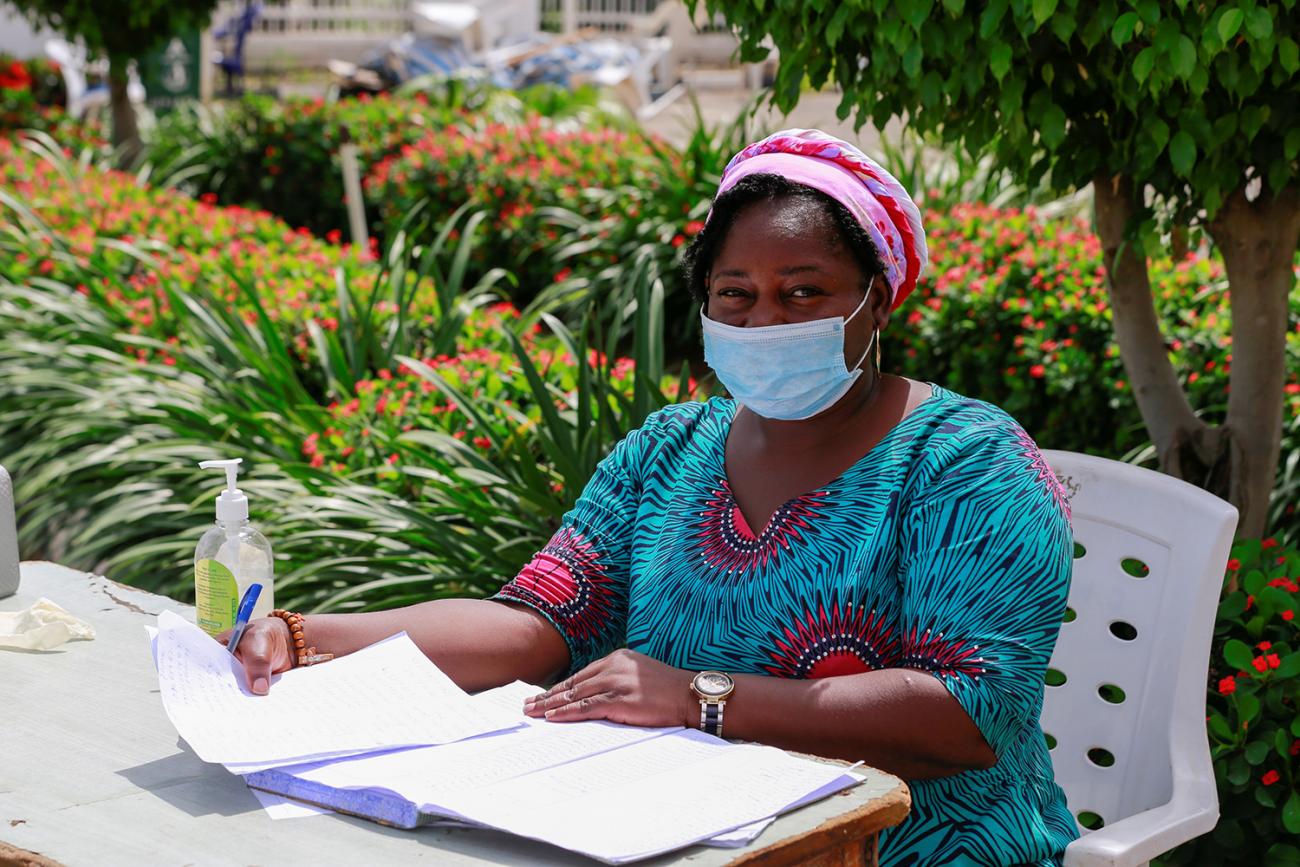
[226,582,263,654]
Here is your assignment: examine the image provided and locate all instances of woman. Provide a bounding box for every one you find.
[227,129,1079,866]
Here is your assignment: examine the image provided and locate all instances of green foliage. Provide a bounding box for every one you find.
[365,115,661,303]
[143,86,627,239]
[1160,540,1300,865]
[0,141,691,607]
[9,0,218,64]
[703,0,1299,222]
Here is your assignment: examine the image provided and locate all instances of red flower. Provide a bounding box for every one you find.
[1030,364,1046,379]
[325,229,342,244]
[1258,641,1272,651]
[0,60,31,90]
[553,267,572,283]
[1283,610,1295,621]
[1261,770,1280,786]
[684,220,705,235]
[1290,740,1300,757]
[671,234,686,248]
[472,435,491,450]
[1251,656,1269,673]
[1227,558,1241,571]
[1217,676,1236,695]
[1262,537,1278,549]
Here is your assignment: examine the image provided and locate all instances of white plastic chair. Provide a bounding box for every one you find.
[1040,450,1237,867]
[45,38,146,119]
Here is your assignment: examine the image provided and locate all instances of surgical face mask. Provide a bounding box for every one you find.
[701,292,877,421]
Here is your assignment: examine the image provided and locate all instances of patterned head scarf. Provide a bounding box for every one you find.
[710,129,928,311]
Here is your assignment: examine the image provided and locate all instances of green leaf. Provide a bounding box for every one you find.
[1286,128,1300,161]
[1219,593,1248,619]
[1171,34,1197,78]
[1218,8,1244,42]
[1293,717,1300,737]
[1276,651,1300,678]
[1245,569,1268,595]
[979,0,1008,38]
[1111,12,1139,47]
[1268,843,1300,867]
[990,41,1013,81]
[1169,130,1197,176]
[1246,740,1270,765]
[1277,728,1294,759]
[1286,792,1300,836]
[1031,0,1057,26]
[1040,102,1067,149]
[1280,37,1299,75]
[1238,692,1261,725]
[1227,755,1251,785]
[1133,47,1157,84]
[1224,638,1255,671]
[1245,7,1273,40]
[1208,714,1233,740]
[1258,785,1278,809]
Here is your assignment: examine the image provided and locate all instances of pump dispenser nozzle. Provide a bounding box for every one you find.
[198,458,248,523]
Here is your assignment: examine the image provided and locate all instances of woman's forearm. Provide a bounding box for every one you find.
[722,668,997,779]
[301,598,571,693]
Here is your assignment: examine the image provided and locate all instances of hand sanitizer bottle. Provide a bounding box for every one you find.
[195,459,274,636]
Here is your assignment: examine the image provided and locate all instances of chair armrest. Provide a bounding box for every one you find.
[1064,798,1217,867]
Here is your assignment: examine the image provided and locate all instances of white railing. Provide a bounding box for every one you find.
[213,0,411,67]
[540,0,662,33]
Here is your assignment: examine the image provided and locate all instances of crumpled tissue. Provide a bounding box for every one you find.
[0,597,95,650]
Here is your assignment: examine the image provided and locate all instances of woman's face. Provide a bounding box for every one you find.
[705,196,887,368]
[705,196,885,334]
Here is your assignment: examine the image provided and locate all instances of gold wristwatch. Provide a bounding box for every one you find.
[690,670,735,738]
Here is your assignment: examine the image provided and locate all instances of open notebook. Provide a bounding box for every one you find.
[244,683,864,864]
[150,617,863,864]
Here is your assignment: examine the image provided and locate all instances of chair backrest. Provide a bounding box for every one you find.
[0,464,19,598]
[44,38,89,118]
[1039,450,1236,833]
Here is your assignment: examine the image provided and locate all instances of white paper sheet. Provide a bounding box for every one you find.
[251,789,333,820]
[276,713,679,801]
[423,729,862,863]
[153,610,521,764]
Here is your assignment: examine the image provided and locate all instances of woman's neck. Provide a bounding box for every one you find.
[738,368,892,451]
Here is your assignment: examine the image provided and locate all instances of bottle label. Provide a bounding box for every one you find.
[195,558,238,637]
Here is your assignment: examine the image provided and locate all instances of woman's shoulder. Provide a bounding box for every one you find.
[912,382,1037,452]
[604,397,730,474]
[907,382,1071,519]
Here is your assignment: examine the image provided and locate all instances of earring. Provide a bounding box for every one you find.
[874,329,883,371]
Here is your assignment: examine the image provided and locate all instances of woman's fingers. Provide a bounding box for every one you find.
[538,691,616,722]
[233,624,279,695]
[523,664,604,717]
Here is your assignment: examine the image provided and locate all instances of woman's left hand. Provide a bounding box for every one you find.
[523,648,695,728]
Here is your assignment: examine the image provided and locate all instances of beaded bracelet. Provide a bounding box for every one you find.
[270,608,335,667]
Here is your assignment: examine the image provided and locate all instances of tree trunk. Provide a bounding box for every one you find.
[108,57,141,169]
[1207,184,1300,538]
[1094,172,1300,540]
[1092,173,1229,487]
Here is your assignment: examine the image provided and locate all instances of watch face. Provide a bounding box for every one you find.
[694,671,734,697]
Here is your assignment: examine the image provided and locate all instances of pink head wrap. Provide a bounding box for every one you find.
[709,129,928,311]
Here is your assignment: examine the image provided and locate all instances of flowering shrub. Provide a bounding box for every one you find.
[142,86,625,240]
[144,93,452,236]
[891,202,1300,465]
[0,139,415,362]
[1160,539,1300,865]
[0,54,97,147]
[365,118,661,297]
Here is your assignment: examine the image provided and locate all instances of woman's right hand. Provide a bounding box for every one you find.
[216,617,294,695]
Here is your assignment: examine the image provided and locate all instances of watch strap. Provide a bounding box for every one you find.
[699,699,725,738]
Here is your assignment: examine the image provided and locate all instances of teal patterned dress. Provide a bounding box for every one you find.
[494,383,1080,866]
